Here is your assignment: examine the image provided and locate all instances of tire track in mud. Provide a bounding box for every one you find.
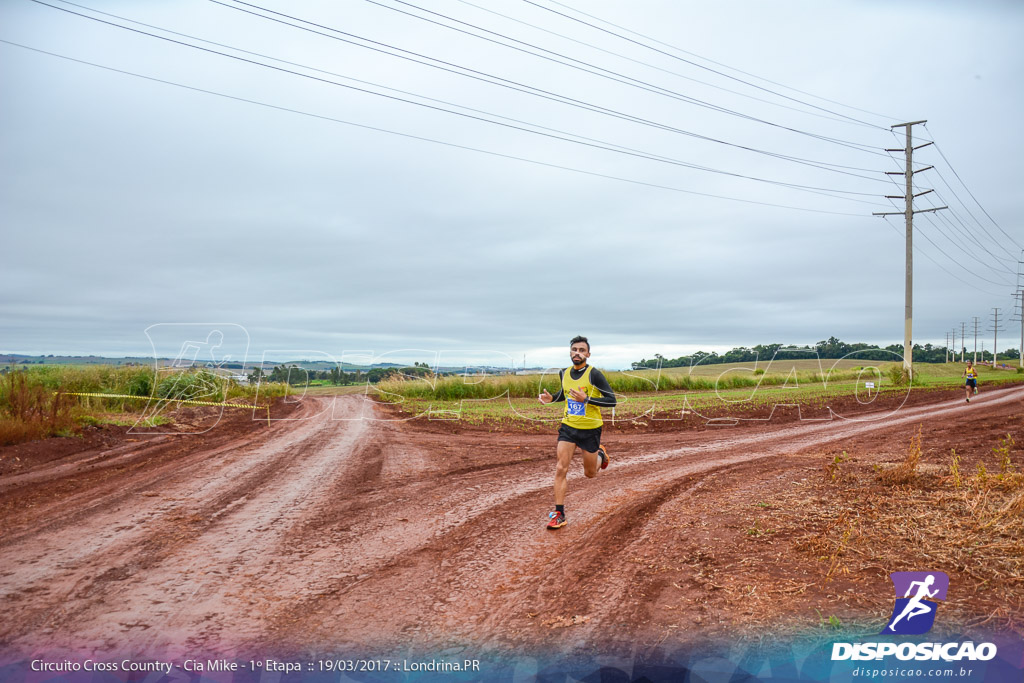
[1,398,324,584]
[263,385,1024,655]
[0,396,375,657]
[0,404,306,541]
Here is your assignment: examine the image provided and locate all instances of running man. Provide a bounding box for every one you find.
[963,360,979,403]
[888,574,939,631]
[538,336,617,530]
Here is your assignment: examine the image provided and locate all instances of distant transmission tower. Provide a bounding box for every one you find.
[1012,291,1023,369]
[972,316,981,364]
[1016,252,1024,368]
[990,308,1005,365]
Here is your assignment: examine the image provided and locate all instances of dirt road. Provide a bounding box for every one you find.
[1,385,1021,662]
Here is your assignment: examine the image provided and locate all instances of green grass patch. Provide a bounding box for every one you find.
[77,414,172,428]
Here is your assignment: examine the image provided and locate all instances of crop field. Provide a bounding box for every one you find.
[371,361,1024,426]
[648,356,876,376]
[0,365,288,445]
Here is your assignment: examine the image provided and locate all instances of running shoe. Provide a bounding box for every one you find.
[547,509,567,530]
[966,398,970,403]
[598,444,610,470]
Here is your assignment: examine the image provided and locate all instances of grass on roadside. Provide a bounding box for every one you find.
[0,365,288,446]
[373,362,1023,426]
[808,431,1023,631]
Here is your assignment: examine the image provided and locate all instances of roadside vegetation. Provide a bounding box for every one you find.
[0,365,287,446]
[373,361,1024,427]
[751,429,1024,635]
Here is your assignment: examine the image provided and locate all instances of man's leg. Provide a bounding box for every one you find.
[554,440,576,506]
[582,447,600,478]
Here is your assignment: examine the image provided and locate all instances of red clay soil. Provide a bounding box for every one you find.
[0,385,1021,663]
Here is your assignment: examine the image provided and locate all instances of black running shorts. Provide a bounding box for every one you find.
[557,423,602,453]
[966,378,977,388]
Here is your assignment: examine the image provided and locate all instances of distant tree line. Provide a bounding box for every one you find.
[632,336,1021,370]
[249,361,435,386]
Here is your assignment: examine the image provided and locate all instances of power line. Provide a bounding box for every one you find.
[930,206,1017,275]
[876,216,1003,296]
[43,0,886,199]
[365,0,885,145]
[522,0,892,131]
[913,222,1016,288]
[919,213,1015,283]
[539,0,902,123]
[899,126,1018,262]
[916,186,1017,269]
[931,167,1017,260]
[876,133,1009,296]
[878,188,1010,289]
[926,127,1022,251]
[452,0,877,130]
[898,148,1019,267]
[211,0,895,175]
[882,145,1017,276]
[28,0,891,202]
[0,38,872,217]
[217,0,892,158]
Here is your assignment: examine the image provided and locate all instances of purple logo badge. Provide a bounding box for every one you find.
[882,571,949,635]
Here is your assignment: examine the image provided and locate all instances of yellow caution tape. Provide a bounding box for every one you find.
[56,392,271,426]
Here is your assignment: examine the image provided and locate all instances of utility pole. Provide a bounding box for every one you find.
[952,328,957,364]
[874,120,947,376]
[945,332,951,363]
[1018,292,1024,369]
[1016,252,1024,369]
[991,307,1003,366]
[960,321,966,363]
[1013,291,1024,369]
[972,316,980,364]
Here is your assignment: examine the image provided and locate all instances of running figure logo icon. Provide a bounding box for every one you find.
[882,571,949,635]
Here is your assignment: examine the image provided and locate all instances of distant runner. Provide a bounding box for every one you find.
[538,336,617,530]
[963,360,978,403]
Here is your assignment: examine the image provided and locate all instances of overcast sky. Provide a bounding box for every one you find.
[2,0,1023,369]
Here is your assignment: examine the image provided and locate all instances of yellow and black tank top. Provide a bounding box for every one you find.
[561,365,604,430]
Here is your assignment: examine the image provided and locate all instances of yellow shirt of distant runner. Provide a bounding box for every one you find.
[561,365,604,430]
[965,367,978,379]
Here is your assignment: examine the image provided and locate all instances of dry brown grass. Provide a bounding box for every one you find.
[789,430,1024,632]
[0,371,79,445]
[711,425,1024,640]
[876,424,923,485]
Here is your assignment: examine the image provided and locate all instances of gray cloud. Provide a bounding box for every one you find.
[2,0,1023,367]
